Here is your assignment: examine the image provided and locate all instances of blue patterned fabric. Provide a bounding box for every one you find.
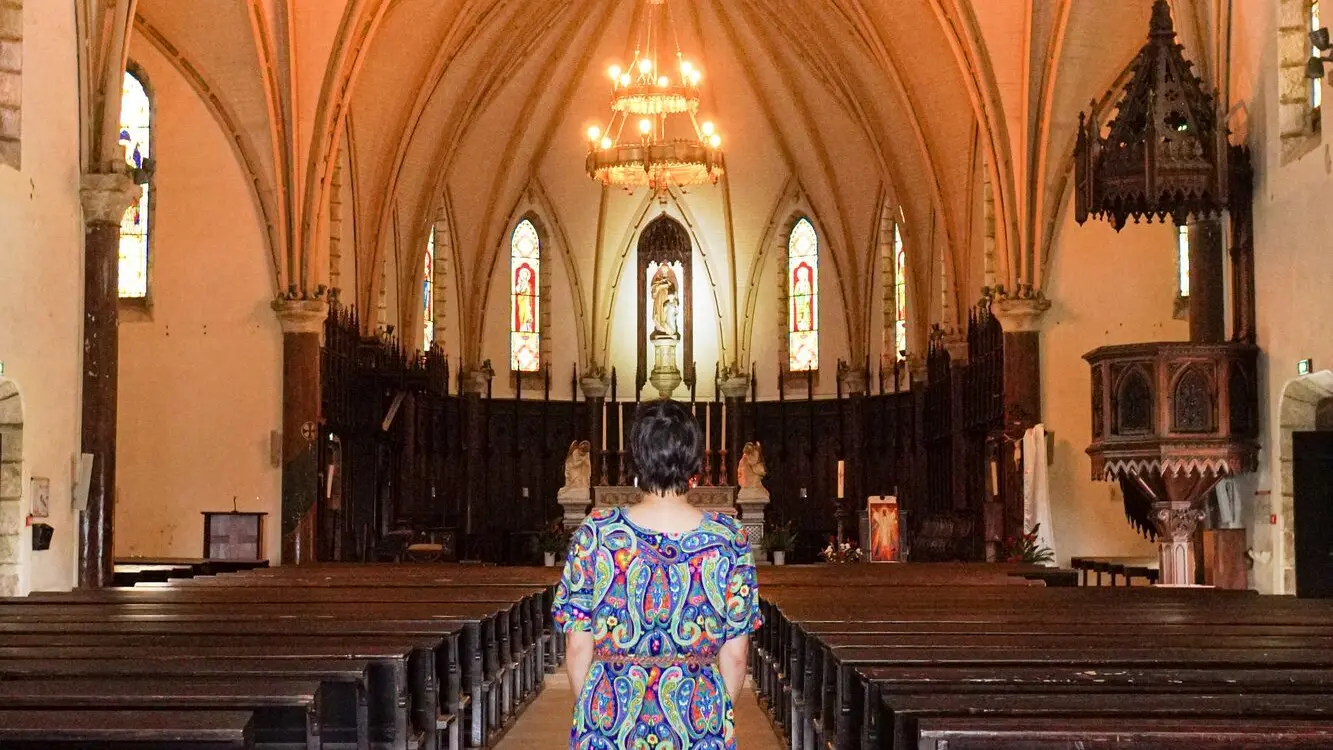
[552,506,763,750]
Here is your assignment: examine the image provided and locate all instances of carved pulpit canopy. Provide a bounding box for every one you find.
[1074,0,1247,230]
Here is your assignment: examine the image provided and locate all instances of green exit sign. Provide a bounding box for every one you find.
[1299,359,1313,376]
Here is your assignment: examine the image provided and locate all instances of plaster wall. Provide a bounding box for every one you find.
[114,39,282,564]
[1040,200,1187,567]
[0,1,84,594]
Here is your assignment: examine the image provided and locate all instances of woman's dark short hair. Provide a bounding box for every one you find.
[630,400,702,496]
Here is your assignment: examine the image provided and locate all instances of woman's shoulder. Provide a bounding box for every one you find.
[705,512,749,541]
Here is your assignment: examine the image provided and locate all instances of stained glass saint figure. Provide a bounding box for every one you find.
[510,219,541,372]
[787,218,819,371]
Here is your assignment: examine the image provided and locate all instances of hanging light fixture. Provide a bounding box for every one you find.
[585,0,724,194]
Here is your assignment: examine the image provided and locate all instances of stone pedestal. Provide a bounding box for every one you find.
[735,487,770,552]
[78,171,142,588]
[592,485,738,517]
[557,488,591,530]
[649,337,682,399]
[1155,503,1207,586]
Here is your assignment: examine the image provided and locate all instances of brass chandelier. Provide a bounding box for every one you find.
[585,0,724,194]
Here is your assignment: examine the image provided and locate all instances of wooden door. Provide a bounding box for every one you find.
[1293,431,1333,597]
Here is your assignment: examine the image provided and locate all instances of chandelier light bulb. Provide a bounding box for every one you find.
[620,73,632,87]
[681,61,693,76]
[690,70,701,86]
[600,137,613,150]
[701,121,715,136]
[639,118,653,135]
[658,76,670,87]
[639,59,653,75]
[709,134,722,149]
[587,126,601,142]
[609,65,622,80]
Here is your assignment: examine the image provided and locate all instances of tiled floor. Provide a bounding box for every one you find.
[496,672,785,749]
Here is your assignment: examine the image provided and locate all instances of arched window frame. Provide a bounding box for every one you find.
[510,217,543,373]
[786,216,820,373]
[894,221,908,361]
[118,64,154,306]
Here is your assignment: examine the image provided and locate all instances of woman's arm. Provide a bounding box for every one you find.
[565,631,595,697]
[717,634,749,704]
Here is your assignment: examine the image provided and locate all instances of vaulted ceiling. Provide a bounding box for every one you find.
[125,0,1223,361]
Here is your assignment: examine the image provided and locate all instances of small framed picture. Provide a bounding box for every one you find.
[30,477,49,518]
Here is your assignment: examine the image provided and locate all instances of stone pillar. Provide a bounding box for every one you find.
[1188,217,1225,344]
[989,295,1051,541]
[78,172,141,588]
[1154,503,1206,586]
[461,365,492,547]
[274,299,328,565]
[579,374,609,486]
[720,372,763,543]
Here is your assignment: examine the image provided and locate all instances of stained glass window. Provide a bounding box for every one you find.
[1315,1,1324,109]
[787,217,819,372]
[894,223,907,360]
[423,226,435,351]
[1176,224,1190,297]
[118,70,151,299]
[510,219,541,372]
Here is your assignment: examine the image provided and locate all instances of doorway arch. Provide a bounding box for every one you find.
[1277,370,1333,594]
[0,378,24,597]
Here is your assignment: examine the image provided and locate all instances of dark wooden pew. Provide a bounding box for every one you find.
[0,709,256,749]
[912,716,1333,749]
[0,678,322,750]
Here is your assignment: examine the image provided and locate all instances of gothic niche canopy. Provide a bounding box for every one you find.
[1074,0,1239,230]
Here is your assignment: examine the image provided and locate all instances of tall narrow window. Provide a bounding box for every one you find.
[894,223,908,360]
[787,217,819,372]
[118,70,151,300]
[510,219,541,372]
[423,226,435,350]
[1315,0,1324,110]
[1176,224,1190,297]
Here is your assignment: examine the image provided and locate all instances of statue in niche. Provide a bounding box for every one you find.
[737,442,767,490]
[563,440,592,490]
[650,263,681,339]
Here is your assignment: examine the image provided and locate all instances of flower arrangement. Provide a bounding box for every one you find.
[763,521,797,553]
[819,538,865,564]
[1000,523,1055,565]
[539,519,571,555]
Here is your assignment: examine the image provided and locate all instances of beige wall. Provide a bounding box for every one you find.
[1040,201,1184,567]
[114,38,282,564]
[0,1,84,594]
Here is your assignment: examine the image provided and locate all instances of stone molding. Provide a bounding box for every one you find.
[272,299,328,336]
[462,363,494,395]
[80,172,141,225]
[990,295,1052,333]
[719,374,750,400]
[578,374,609,400]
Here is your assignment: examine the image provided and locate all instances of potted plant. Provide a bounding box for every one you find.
[999,524,1055,566]
[764,521,797,566]
[539,519,570,567]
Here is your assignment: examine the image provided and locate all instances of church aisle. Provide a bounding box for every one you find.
[496,672,785,749]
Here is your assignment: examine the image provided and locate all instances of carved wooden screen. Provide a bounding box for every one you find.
[636,216,694,393]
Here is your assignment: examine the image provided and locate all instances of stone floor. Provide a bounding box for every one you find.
[496,672,786,749]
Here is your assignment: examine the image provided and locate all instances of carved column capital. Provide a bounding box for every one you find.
[990,294,1052,333]
[80,172,141,226]
[941,331,969,363]
[462,361,494,396]
[271,299,328,336]
[719,373,750,400]
[579,373,609,400]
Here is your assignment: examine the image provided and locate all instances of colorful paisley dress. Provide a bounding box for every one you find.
[552,506,763,750]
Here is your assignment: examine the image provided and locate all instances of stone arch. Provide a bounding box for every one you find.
[0,0,21,170]
[1277,369,1333,593]
[0,378,24,597]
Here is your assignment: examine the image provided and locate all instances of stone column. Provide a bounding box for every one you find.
[1188,217,1225,344]
[989,294,1051,541]
[461,365,492,548]
[274,299,327,565]
[579,374,609,489]
[1154,503,1206,586]
[78,172,141,588]
[720,372,764,544]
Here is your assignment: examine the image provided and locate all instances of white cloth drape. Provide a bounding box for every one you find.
[1021,424,1056,564]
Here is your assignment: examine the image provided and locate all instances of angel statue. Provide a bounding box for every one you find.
[563,440,592,490]
[737,441,767,490]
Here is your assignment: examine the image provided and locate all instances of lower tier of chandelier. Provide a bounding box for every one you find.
[587,140,725,190]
